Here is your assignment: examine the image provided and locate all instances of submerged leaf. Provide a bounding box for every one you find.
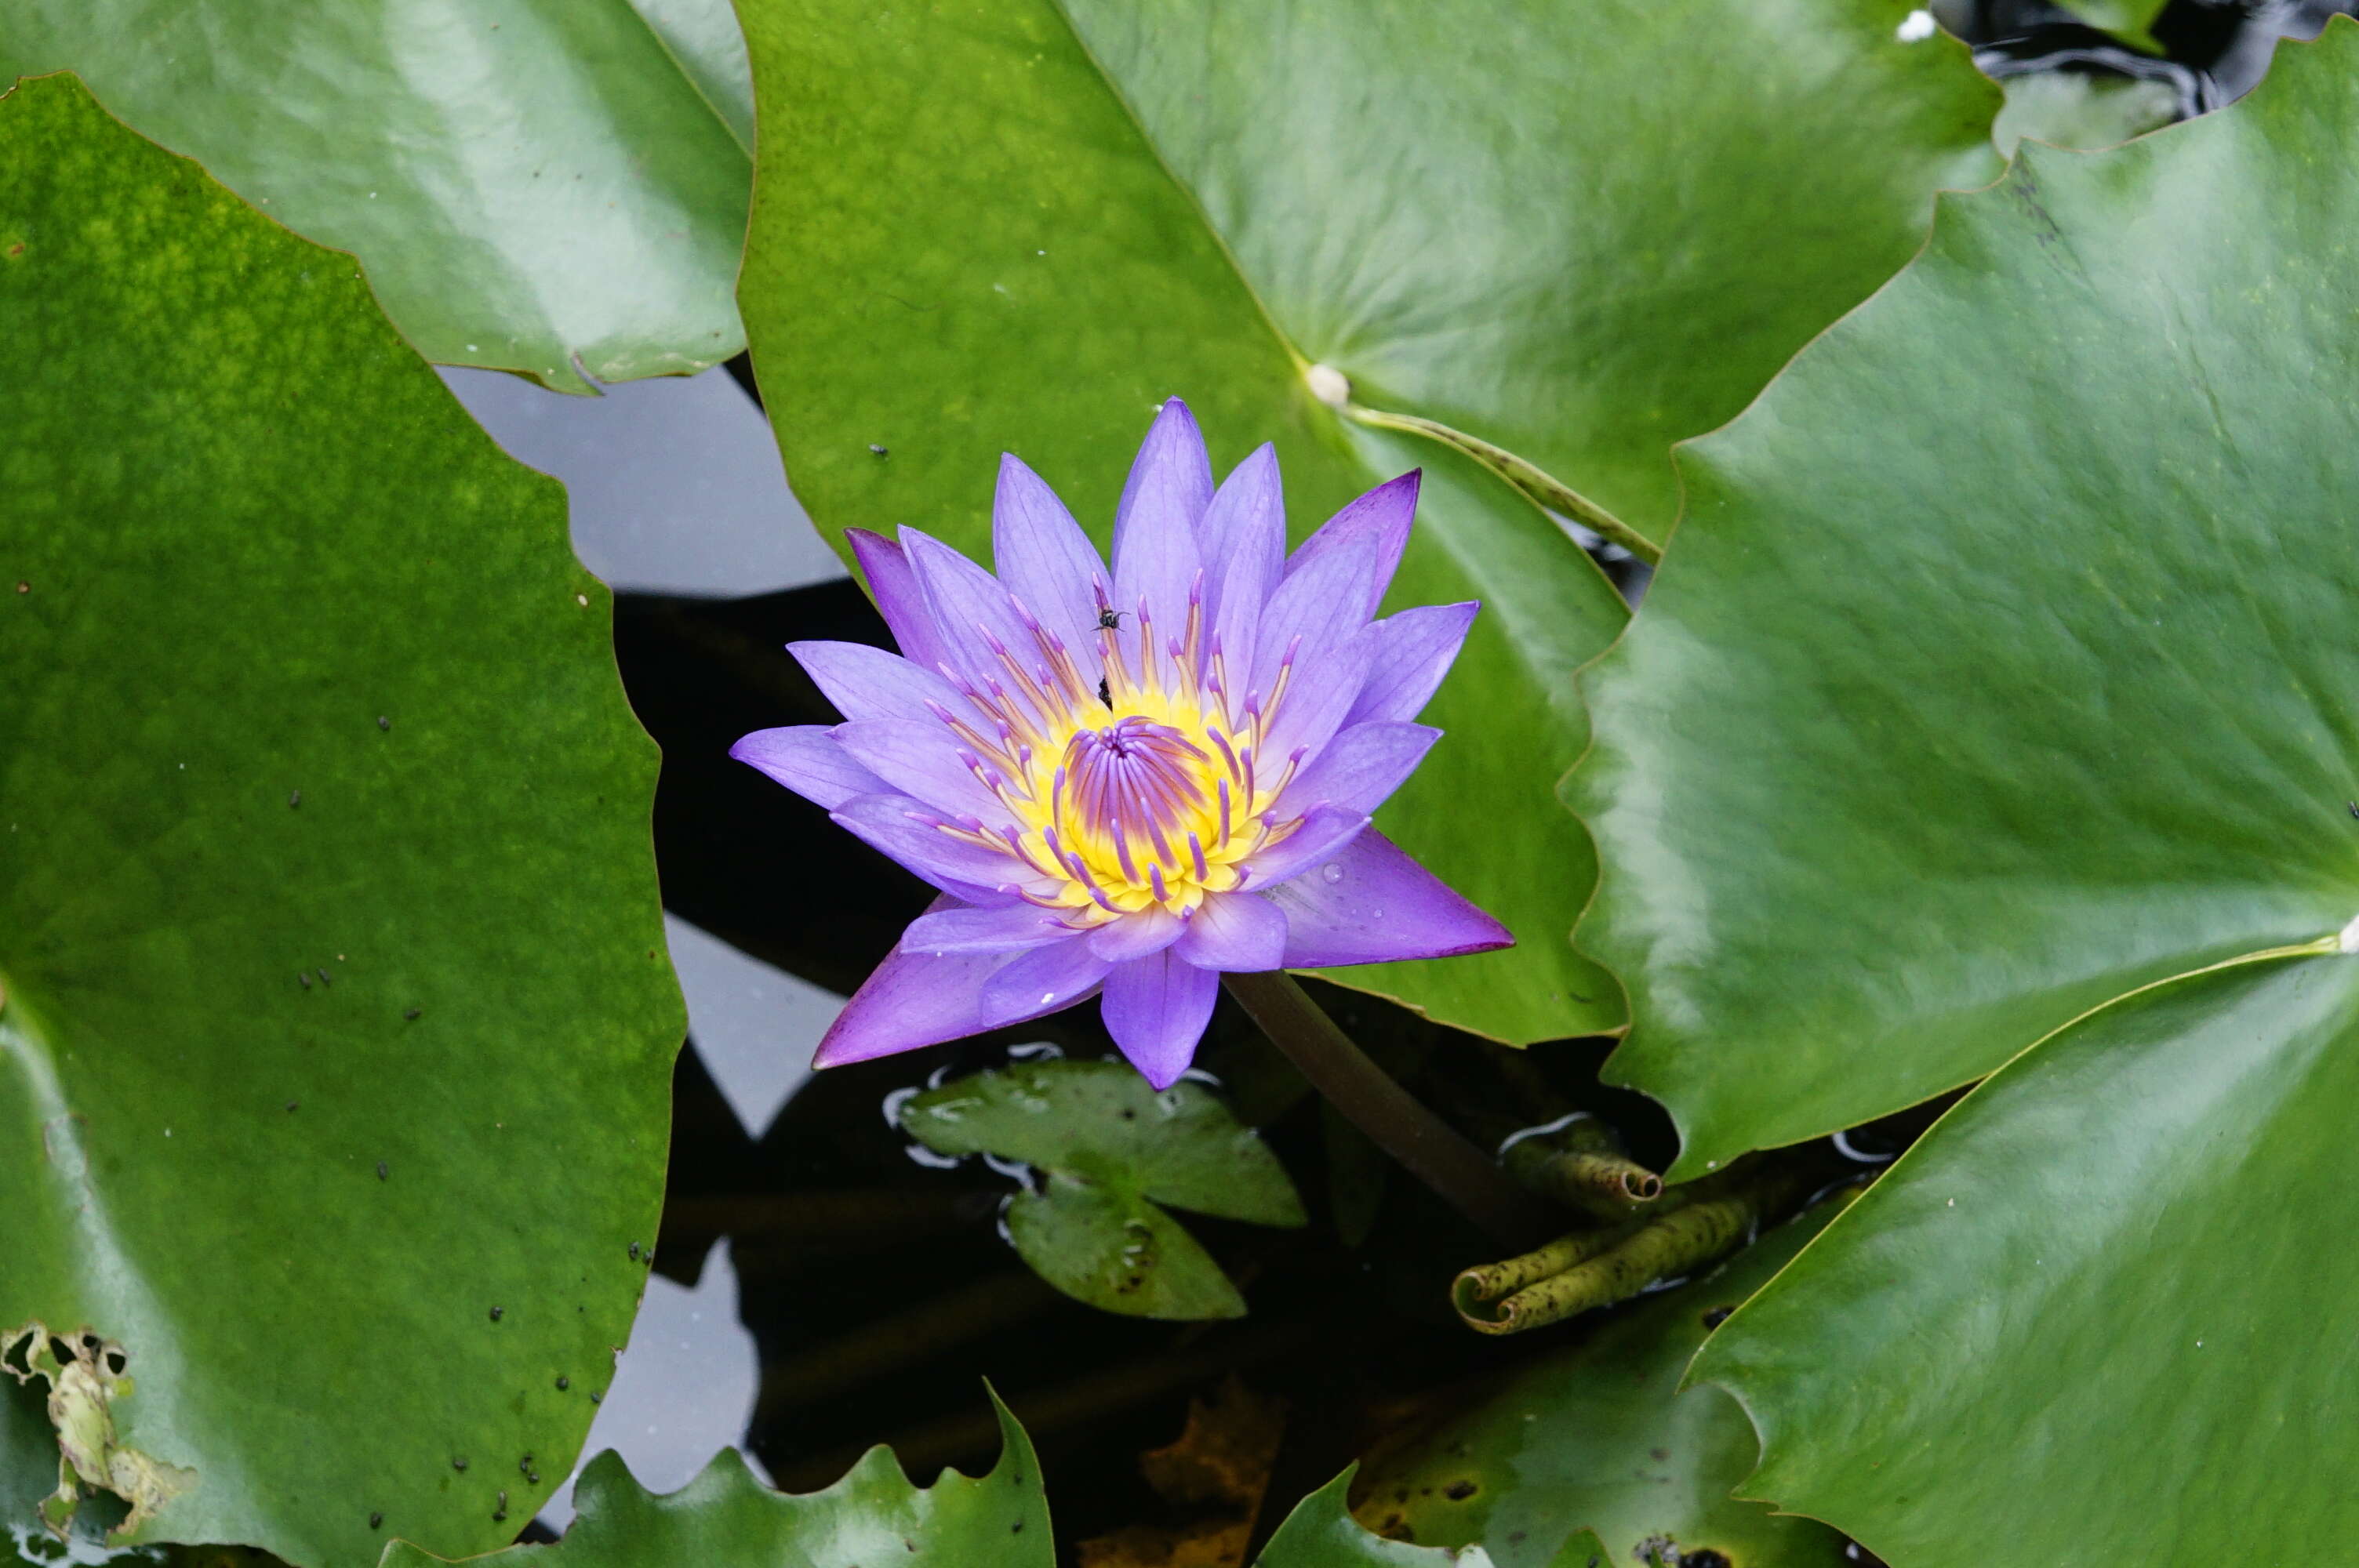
[0,74,679,1564]
[901,1062,1303,1319]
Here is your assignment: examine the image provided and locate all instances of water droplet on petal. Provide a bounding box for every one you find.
[1321,862,1343,884]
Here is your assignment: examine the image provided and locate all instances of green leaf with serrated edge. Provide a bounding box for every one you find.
[1697,955,2359,1561]
[733,0,1998,1042]
[380,1392,1052,1567]
[0,0,751,392]
[0,75,679,1565]
[1352,1206,1848,1568]
[1257,1468,1490,1566]
[1573,20,2359,1178]
[901,1061,1300,1319]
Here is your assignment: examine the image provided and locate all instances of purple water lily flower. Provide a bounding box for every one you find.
[732,399,1511,1089]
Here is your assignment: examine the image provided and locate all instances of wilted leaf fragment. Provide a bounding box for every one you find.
[900,1062,1303,1319]
[383,1390,1052,1566]
[1359,1207,1847,1568]
[1078,1378,1285,1568]
[3,1325,193,1544]
[0,74,678,1566]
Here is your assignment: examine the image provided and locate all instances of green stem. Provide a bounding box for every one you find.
[1347,405,1665,564]
[1221,971,1563,1251]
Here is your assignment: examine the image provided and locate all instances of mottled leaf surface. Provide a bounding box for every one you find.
[0,75,679,1566]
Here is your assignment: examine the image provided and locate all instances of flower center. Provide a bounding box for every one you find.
[918,577,1310,920]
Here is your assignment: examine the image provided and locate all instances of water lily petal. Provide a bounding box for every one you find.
[814,899,1098,1067]
[1111,401,1210,687]
[1173,891,1287,973]
[1201,443,1285,675]
[791,639,966,724]
[1101,949,1220,1090]
[979,937,1116,1021]
[1088,904,1185,962]
[1267,829,1514,967]
[1238,804,1372,890]
[903,901,1081,956]
[1281,720,1441,817]
[831,793,1023,904]
[834,719,1013,825]
[901,525,1047,704]
[846,528,956,679]
[1347,601,1478,726]
[993,452,1107,660]
[1284,470,1419,620]
[729,725,887,809]
[1249,525,1384,699]
[1257,623,1379,765]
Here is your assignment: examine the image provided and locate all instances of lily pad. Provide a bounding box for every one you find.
[0,0,753,390]
[0,74,679,1565]
[382,1392,1052,1567]
[733,0,1999,1042]
[1353,1204,1848,1568]
[898,1061,1304,1319]
[1575,17,2359,1555]
[2050,0,2168,53]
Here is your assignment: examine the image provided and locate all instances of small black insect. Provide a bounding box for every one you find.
[488,1305,503,1322]
[1096,677,1112,706]
[1096,607,1127,630]
[369,1513,383,1531]
[2347,800,2357,820]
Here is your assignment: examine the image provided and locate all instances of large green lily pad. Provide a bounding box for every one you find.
[733,0,1999,1043]
[382,1394,1051,1567]
[900,1061,1304,1319]
[0,74,680,1565]
[1354,1204,1848,1568]
[1575,16,2359,1553]
[0,0,752,390]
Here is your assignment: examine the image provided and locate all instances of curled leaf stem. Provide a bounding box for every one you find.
[1221,971,1563,1250]
[1345,405,1665,564]
[1499,1112,1665,1220]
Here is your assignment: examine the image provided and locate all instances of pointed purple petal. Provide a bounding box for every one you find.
[1258,623,1379,764]
[847,529,956,677]
[993,454,1107,660]
[729,726,888,809]
[1100,950,1219,1089]
[1249,528,1383,699]
[903,902,1081,956]
[1267,829,1514,967]
[1238,804,1371,890]
[1346,602,1478,726]
[1283,470,1419,619]
[790,640,966,724]
[831,793,1023,903]
[900,526,1042,700]
[814,898,1101,1068]
[979,938,1115,1021]
[1279,721,1440,816]
[833,719,1012,825]
[1172,891,1286,973]
[1114,397,1214,564]
[1086,906,1184,963]
[1201,444,1285,676]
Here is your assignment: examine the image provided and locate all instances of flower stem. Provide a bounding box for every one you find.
[1345,405,1665,564]
[1221,971,1564,1250]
